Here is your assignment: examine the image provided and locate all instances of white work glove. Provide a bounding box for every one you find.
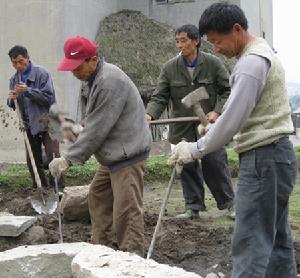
[168,141,194,173]
[60,121,83,143]
[49,157,69,178]
[197,123,211,136]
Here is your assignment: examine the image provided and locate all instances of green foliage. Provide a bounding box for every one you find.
[0,164,32,187]
[144,155,173,181]
[289,183,300,222]
[1,146,300,187]
[226,148,239,178]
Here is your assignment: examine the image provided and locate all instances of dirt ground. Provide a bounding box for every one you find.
[0,180,300,277]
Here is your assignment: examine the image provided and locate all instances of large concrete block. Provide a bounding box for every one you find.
[72,245,202,278]
[0,214,37,237]
[0,242,91,278]
[61,185,90,221]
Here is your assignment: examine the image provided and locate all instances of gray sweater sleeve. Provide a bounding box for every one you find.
[66,81,128,165]
[190,54,270,158]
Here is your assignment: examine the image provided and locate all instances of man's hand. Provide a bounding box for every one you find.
[207,111,220,123]
[49,157,69,178]
[168,141,194,172]
[8,90,17,100]
[14,82,28,94]
[197,123,211,136]
[60,121,83,143]
[146,114,152,126]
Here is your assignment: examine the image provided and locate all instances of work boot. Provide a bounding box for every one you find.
[228,206,235,220]
[175,209,200,220]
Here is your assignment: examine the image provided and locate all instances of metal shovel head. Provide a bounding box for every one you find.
[30,191,58,214]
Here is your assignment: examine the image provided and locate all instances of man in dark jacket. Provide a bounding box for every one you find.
[7,45,62,188]
[49,36,152,256]
[146,25,234,219]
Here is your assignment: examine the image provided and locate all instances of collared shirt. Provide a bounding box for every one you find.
[21,62,32,124]
[88,59,101,91]
[7,62,56,135]
[182,53,198,68]
[21,62,32,82]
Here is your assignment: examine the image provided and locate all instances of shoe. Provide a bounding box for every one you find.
[175,209,200,220]
[228,207,235,220]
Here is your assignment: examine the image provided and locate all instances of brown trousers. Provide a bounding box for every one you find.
[88,160,145,256]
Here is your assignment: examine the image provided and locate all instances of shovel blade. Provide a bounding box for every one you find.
[30,193,58,214]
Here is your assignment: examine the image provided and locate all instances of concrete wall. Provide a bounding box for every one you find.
[241,0,273,46]
[0,0,119,162]
[0,0,273,162]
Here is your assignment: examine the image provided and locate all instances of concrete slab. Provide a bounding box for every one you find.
[0,214,37,237]
[0,242,91,278]
[72,244,202,278]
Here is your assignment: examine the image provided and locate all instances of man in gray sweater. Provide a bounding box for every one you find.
[49,36,152,256]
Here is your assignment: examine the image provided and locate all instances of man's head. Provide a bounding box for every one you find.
[198,3,249,58]
[58,36,98,81]
[175,25,200,58]
[8,45,30,73]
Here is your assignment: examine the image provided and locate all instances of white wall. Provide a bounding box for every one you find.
[241,0,273,46]
[0,0,119,162]
[0,0,273,162]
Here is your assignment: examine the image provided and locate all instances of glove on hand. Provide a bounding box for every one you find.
[60,121,83,143]
[49,157,69,178]
[197,123,211,136]
[168,141,194,173]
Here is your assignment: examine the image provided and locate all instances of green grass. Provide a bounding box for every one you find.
[0,164,32,187]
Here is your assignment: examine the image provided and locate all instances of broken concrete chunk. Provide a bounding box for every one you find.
[72,244,202,278]
[0,242,91,278]
[206,273,219,278]
[61,185,90,221]
[0,214,37,237]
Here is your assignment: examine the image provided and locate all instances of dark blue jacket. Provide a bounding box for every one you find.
[8,62,55,135]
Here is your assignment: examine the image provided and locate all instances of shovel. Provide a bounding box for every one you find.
[13,74,57,214]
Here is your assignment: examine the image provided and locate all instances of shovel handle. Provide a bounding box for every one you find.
[147,167,176,259]
[14,99,43,190]
[14,99,45,205]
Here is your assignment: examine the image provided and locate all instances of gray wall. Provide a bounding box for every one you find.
[0,0,119,162]
[0,0,273,162]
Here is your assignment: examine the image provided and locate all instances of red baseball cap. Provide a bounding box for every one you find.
[57,36,97,71]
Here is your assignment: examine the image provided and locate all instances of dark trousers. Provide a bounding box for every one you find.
[231,137,297,278]
[181,147,234,211]
[25,131,62,188]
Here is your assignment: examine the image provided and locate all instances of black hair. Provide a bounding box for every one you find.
[175,24,200,47]
[198,2,248,36]
[8,45,29,60]
[175,24,200,40]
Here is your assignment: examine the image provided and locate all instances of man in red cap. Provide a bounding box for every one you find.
[49,36,152,256]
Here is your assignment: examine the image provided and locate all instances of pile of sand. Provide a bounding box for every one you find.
[95,10,235,103]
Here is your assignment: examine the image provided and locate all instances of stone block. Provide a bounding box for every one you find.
[0,214,37,237]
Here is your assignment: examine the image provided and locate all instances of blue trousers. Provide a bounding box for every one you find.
[181,147,234,211]
[231,137,297,278]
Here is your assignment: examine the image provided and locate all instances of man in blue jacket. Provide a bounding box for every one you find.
[7,45,62,188]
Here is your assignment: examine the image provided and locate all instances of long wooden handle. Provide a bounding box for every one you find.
[14,99,42,189]
[149,116,200,125]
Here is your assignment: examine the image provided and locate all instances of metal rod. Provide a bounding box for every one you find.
[53,153,63,243]
[147,167,176,259]
[149,116,200,125]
